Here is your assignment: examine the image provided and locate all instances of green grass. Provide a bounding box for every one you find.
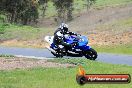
[0,23,54,41]
[0,58,132,88]
[116,17,132,27]
[94,44,132,55]
[94,0,132,8]
[95,17,132,32]
[0,54,14,57]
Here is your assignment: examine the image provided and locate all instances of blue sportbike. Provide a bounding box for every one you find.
[45,35,97,60]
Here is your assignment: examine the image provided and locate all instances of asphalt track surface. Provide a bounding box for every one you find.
[0,46,132,66]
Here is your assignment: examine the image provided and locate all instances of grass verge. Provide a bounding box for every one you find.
[0,23,54,41]
[0,54,14,57]
[0,58,132,88]
[93,44,132,55]
[93,0,132,9]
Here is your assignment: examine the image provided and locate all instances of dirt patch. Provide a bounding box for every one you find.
[88,30,132,46]
[69,4,132,32]
[0,57,75,70]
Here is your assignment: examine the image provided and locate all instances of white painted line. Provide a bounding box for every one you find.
[14,55,52,59]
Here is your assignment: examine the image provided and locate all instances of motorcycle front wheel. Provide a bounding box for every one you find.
[84,48,97,60]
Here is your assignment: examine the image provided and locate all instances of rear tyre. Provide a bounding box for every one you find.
[51,52,63,58]
[84,48,97,60]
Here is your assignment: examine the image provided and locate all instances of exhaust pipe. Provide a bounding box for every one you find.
[46,46,56,54]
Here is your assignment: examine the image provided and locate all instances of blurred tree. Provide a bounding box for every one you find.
[0,0,39,25]
[66,0,74,21]
[0,0,96,25]
[53,0,74,23]
[39,0,49,17]
[86,0,96,10]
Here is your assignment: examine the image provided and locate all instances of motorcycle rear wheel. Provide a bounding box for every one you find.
[51,51,63,58]
[84,48,97,60]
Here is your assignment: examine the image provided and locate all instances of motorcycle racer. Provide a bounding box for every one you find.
[53,23,77,53]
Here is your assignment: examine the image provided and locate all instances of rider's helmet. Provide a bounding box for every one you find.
[59,23,69,34]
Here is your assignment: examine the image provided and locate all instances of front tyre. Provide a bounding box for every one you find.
[84,48,97,60]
